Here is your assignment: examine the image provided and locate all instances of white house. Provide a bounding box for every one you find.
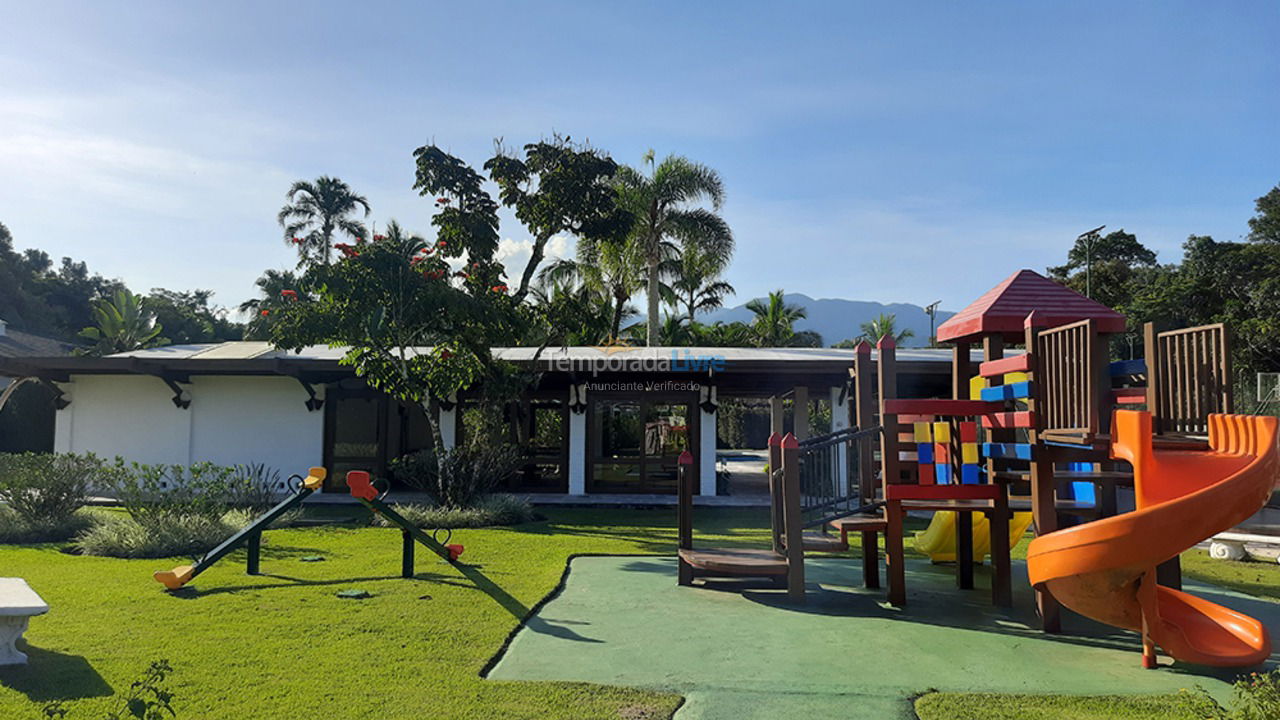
[0,342,965,497]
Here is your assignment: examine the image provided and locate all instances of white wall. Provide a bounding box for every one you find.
[189,376,323,474]
[54,374,322,476]
[699,405,717,495]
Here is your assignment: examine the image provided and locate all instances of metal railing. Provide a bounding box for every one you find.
[795,425,882,529]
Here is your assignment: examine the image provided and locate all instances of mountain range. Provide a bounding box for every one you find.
[700,293,955,348]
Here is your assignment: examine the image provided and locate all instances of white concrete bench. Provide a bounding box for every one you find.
[1209,530,1280,563]
[0,578,48,665]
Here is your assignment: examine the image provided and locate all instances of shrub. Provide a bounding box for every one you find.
[372,494,535,529]
[112,461,237,527]
[222,506,302,530]
[75,513,235,559]
[0,452,101,529]
[224,463,288,512]
[1189,670,1280,720]
[390,444,521,508]
[0,505,97,544]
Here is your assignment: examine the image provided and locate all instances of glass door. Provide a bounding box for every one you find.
[323,389,388,492]
[589,396,695,494]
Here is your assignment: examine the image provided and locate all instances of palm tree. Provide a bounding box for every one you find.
[746,290,815,347]
[277,176,371,266]
[239,269,302,340]
[856,313,914,345]
[538,236,646,340]
[691,320,753,347]
[615,151,733,346]
[77,288,164,355]
[661,241,735,325]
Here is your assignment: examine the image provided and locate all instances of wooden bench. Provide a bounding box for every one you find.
[1209,527,1280,563]
[0,578,48,665]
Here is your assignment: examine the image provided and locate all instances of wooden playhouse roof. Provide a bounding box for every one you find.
[935,269,1126,343]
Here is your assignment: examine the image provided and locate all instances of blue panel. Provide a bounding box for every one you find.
[979,381,1033,402]
[1109,359,1147,377]
[1062,461,1097,504]
[935,463,951,484]
[982,442,1034,460]
[961,465,981,484]
[917,443,934,464]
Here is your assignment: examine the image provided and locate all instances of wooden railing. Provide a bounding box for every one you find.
[1145,322,1232,435]
[1029,318,1108,440]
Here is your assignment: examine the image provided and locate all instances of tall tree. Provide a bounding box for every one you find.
[615,151,733,346]
[1047,229,1158,310]
[147,289,241,344]
[745,290,818,347]
[484,136,633,303]
[854,313,914,345]
[240,269,305,340]
[77,288,164,355]
[661,241,735,325]
[277,176,371,266]
[1248,183,1280,244]
[538,236,646,340]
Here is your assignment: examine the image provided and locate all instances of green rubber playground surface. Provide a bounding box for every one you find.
[490,556,1280,719]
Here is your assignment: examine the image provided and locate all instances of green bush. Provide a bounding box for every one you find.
[222,507,302,530]
[74,513,236,559]
[0,452,101,524]
[0,505,97,544]
[1188,670,1280,720]
[224,462,288,512]
[112,461,236,527]
[372,494,535,529]
[390,444,520,508]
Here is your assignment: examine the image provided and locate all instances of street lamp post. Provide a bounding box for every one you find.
[1077,225,1106,298]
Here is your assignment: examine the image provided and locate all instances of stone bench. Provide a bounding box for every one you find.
[1209,529,1280,563]
[0,578,49,665]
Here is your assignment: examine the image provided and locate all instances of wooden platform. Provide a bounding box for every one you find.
[677,548,789,576]
[781,533,850,553]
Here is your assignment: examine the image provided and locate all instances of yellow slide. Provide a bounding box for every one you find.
[914,510,1033,563]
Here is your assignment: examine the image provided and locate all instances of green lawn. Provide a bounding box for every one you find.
[0,506,1274,720]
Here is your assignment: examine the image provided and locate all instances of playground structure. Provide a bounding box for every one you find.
[346,470,465,575]
[676,268,1275,669]
[154,466,327,590]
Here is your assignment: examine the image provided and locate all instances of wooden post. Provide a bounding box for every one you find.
[982,334,1014,604]
[956,512,974,590]
[878,336,900,486]
[952,342,972,402]
[401,529,415,579]
[793,386,810,440]
[246,532,261,575]
[989,492,1012,607]
[854,341,876,502]
[677,450,694,586]
[767,433,784,554]
[1220,323,1234,412]
[1025,311,1061,632]
[780,433,805,603]
[1143,322,1162,434]
[769,395,784,438]
[886,499,905,606]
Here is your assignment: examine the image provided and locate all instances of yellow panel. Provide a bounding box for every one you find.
[962,443,980,464]
[913,422,932,443]
[1006,371,1028,384]
[969,375,986,400]
[932,421,951,443]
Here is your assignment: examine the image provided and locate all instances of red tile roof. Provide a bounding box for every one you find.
[936,269,1126,343]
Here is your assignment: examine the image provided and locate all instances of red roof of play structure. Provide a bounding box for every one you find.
[936,269,1127,343]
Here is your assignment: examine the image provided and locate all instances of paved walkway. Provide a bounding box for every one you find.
[489,556,1279,719]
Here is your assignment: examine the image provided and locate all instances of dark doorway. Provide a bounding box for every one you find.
[588,395,697,494]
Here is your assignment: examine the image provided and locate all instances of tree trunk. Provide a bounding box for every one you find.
[513,232,553,304]
[611,291,626,340]
[646,258,660,346]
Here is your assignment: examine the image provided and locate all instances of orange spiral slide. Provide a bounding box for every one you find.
[1028,410,1277,668]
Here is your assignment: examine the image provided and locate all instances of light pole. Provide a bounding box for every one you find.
[925,300,941,347]
[1077,225,1106,298]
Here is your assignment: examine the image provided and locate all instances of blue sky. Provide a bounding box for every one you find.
[1,1,1276,316]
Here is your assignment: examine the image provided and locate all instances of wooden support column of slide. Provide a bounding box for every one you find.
[1025,313,1061,632]
[854,341,880,589]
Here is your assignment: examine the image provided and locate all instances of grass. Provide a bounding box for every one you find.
[0,505,1273,719]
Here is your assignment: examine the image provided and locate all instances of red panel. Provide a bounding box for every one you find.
[885,484,1003,501]
[1111,387,1146,405]
[918,463,935,485]
[981,411,1037,429]
[978,354,1031,377]
[959,421,978,443]
[884,399,1004,416]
